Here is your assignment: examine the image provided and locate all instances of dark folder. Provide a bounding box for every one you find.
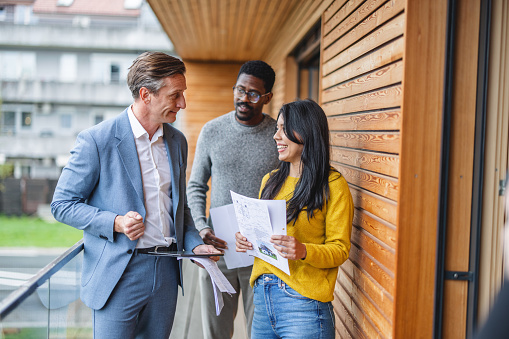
[147,251,224,257]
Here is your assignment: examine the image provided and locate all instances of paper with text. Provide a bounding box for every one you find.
[210,204,254,269]
[230,191,290,275]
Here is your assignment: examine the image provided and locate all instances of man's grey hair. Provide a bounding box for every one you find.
[127,51,186,99]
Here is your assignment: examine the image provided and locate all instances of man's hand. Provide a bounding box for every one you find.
[270,235,307,260]
[235,232,253,252]
[193,244,222,265]
[199,228,228,250]
[114,211,145,241]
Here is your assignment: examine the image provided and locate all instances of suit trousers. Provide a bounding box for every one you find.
[200,257,254,339]
[92,252,179,339]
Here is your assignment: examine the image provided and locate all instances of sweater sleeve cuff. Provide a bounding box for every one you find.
[196,223,212,233]
[301,243,315,263]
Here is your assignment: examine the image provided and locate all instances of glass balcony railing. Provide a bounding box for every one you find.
[0,239,235,338]
[0,240,92,339]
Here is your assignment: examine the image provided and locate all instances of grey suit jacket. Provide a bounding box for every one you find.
[51,108,203,309]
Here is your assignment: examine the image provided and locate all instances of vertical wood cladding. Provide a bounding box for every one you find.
[321,0,404,337]
[179,61,242,177]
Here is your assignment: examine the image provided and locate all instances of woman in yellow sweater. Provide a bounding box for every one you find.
[235,99,354,338]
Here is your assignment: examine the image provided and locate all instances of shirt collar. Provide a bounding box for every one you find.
[127,105,163,141]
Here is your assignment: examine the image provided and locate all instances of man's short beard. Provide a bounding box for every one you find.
[235,110,255,121]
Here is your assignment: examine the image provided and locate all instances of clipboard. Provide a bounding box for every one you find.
[147,250,224,257]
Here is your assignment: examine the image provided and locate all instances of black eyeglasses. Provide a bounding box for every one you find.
[233,86,270,104]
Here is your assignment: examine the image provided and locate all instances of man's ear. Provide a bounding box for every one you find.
[139,87,150,104]
[264,92,274,105]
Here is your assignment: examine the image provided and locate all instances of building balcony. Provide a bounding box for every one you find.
[0,22,173,52]
[0,134,77,159]
[1,79,132,106]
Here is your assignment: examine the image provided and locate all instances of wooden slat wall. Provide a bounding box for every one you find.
[179,61,242,176]
[265,1,334,116]
[321,0,404,337]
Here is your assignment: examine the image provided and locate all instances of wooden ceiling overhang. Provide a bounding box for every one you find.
[147,0,332,63]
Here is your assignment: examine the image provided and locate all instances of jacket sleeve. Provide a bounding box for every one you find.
[51,130,117,242]
[179,134,205,250]
[186,126,212,232]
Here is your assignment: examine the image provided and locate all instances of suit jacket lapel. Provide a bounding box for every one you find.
[163,124,180,220]
[115,110,145,206]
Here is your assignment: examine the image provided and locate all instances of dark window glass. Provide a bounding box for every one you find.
[293,21,321,102]
[21,112,32,128]
[94,115,104,125]
[111,64,120,83]
[60,114,72,128]
[2,111,16,134]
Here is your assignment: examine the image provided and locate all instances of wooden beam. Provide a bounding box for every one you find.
[394,0,447,337]
[441,0,481,337]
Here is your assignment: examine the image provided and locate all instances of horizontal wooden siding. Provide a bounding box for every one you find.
[321,0,405,337]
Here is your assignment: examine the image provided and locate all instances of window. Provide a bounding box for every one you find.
[14,5,33,25]
[60,114,72,128]
[298,55,320,102]
[110,64,120,83]
[94,114,104,125]
[0,5,14,22]
[124,0,142,9]
[0,51,36,80]
[2,111,16,134]
[57,0,74,6]
[0,6,6,21]
[21,165,31,178]
[292,21,321,102]
[60,54,77,83]
[91,54,133,84]
[21,112,32,128]
[72,16,90,28]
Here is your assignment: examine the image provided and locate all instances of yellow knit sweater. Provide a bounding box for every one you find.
[249,170,354,302]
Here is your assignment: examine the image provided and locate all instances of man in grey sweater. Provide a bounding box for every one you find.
[187,60,279,339]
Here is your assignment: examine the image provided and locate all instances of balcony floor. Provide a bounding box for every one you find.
[171,259,249,339]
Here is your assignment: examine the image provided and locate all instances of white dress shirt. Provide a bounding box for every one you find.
[128,106,175,248]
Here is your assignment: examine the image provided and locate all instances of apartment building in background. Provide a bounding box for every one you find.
[0,0,174,179]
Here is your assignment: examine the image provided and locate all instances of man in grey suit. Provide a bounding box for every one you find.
[51,51,220,339]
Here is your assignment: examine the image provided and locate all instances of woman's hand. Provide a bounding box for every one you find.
[270,235,307,260]
[235,232,253,252]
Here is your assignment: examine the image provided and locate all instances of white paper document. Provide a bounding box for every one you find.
[189,257,236,315]
[210,204,254,269]
[230,191,290,275]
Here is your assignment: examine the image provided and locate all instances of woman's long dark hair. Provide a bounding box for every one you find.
[261,99,335,224]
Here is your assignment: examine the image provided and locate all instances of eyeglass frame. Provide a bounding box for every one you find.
[232,86,271,104]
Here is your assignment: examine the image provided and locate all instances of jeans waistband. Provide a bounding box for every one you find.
[254,274,284,287]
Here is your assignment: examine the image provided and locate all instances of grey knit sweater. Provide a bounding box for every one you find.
[187,111,280,232]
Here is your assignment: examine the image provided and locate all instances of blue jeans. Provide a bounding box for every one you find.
[252,274,335,339]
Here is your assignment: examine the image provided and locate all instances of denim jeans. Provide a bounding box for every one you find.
[252,274,335,339]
